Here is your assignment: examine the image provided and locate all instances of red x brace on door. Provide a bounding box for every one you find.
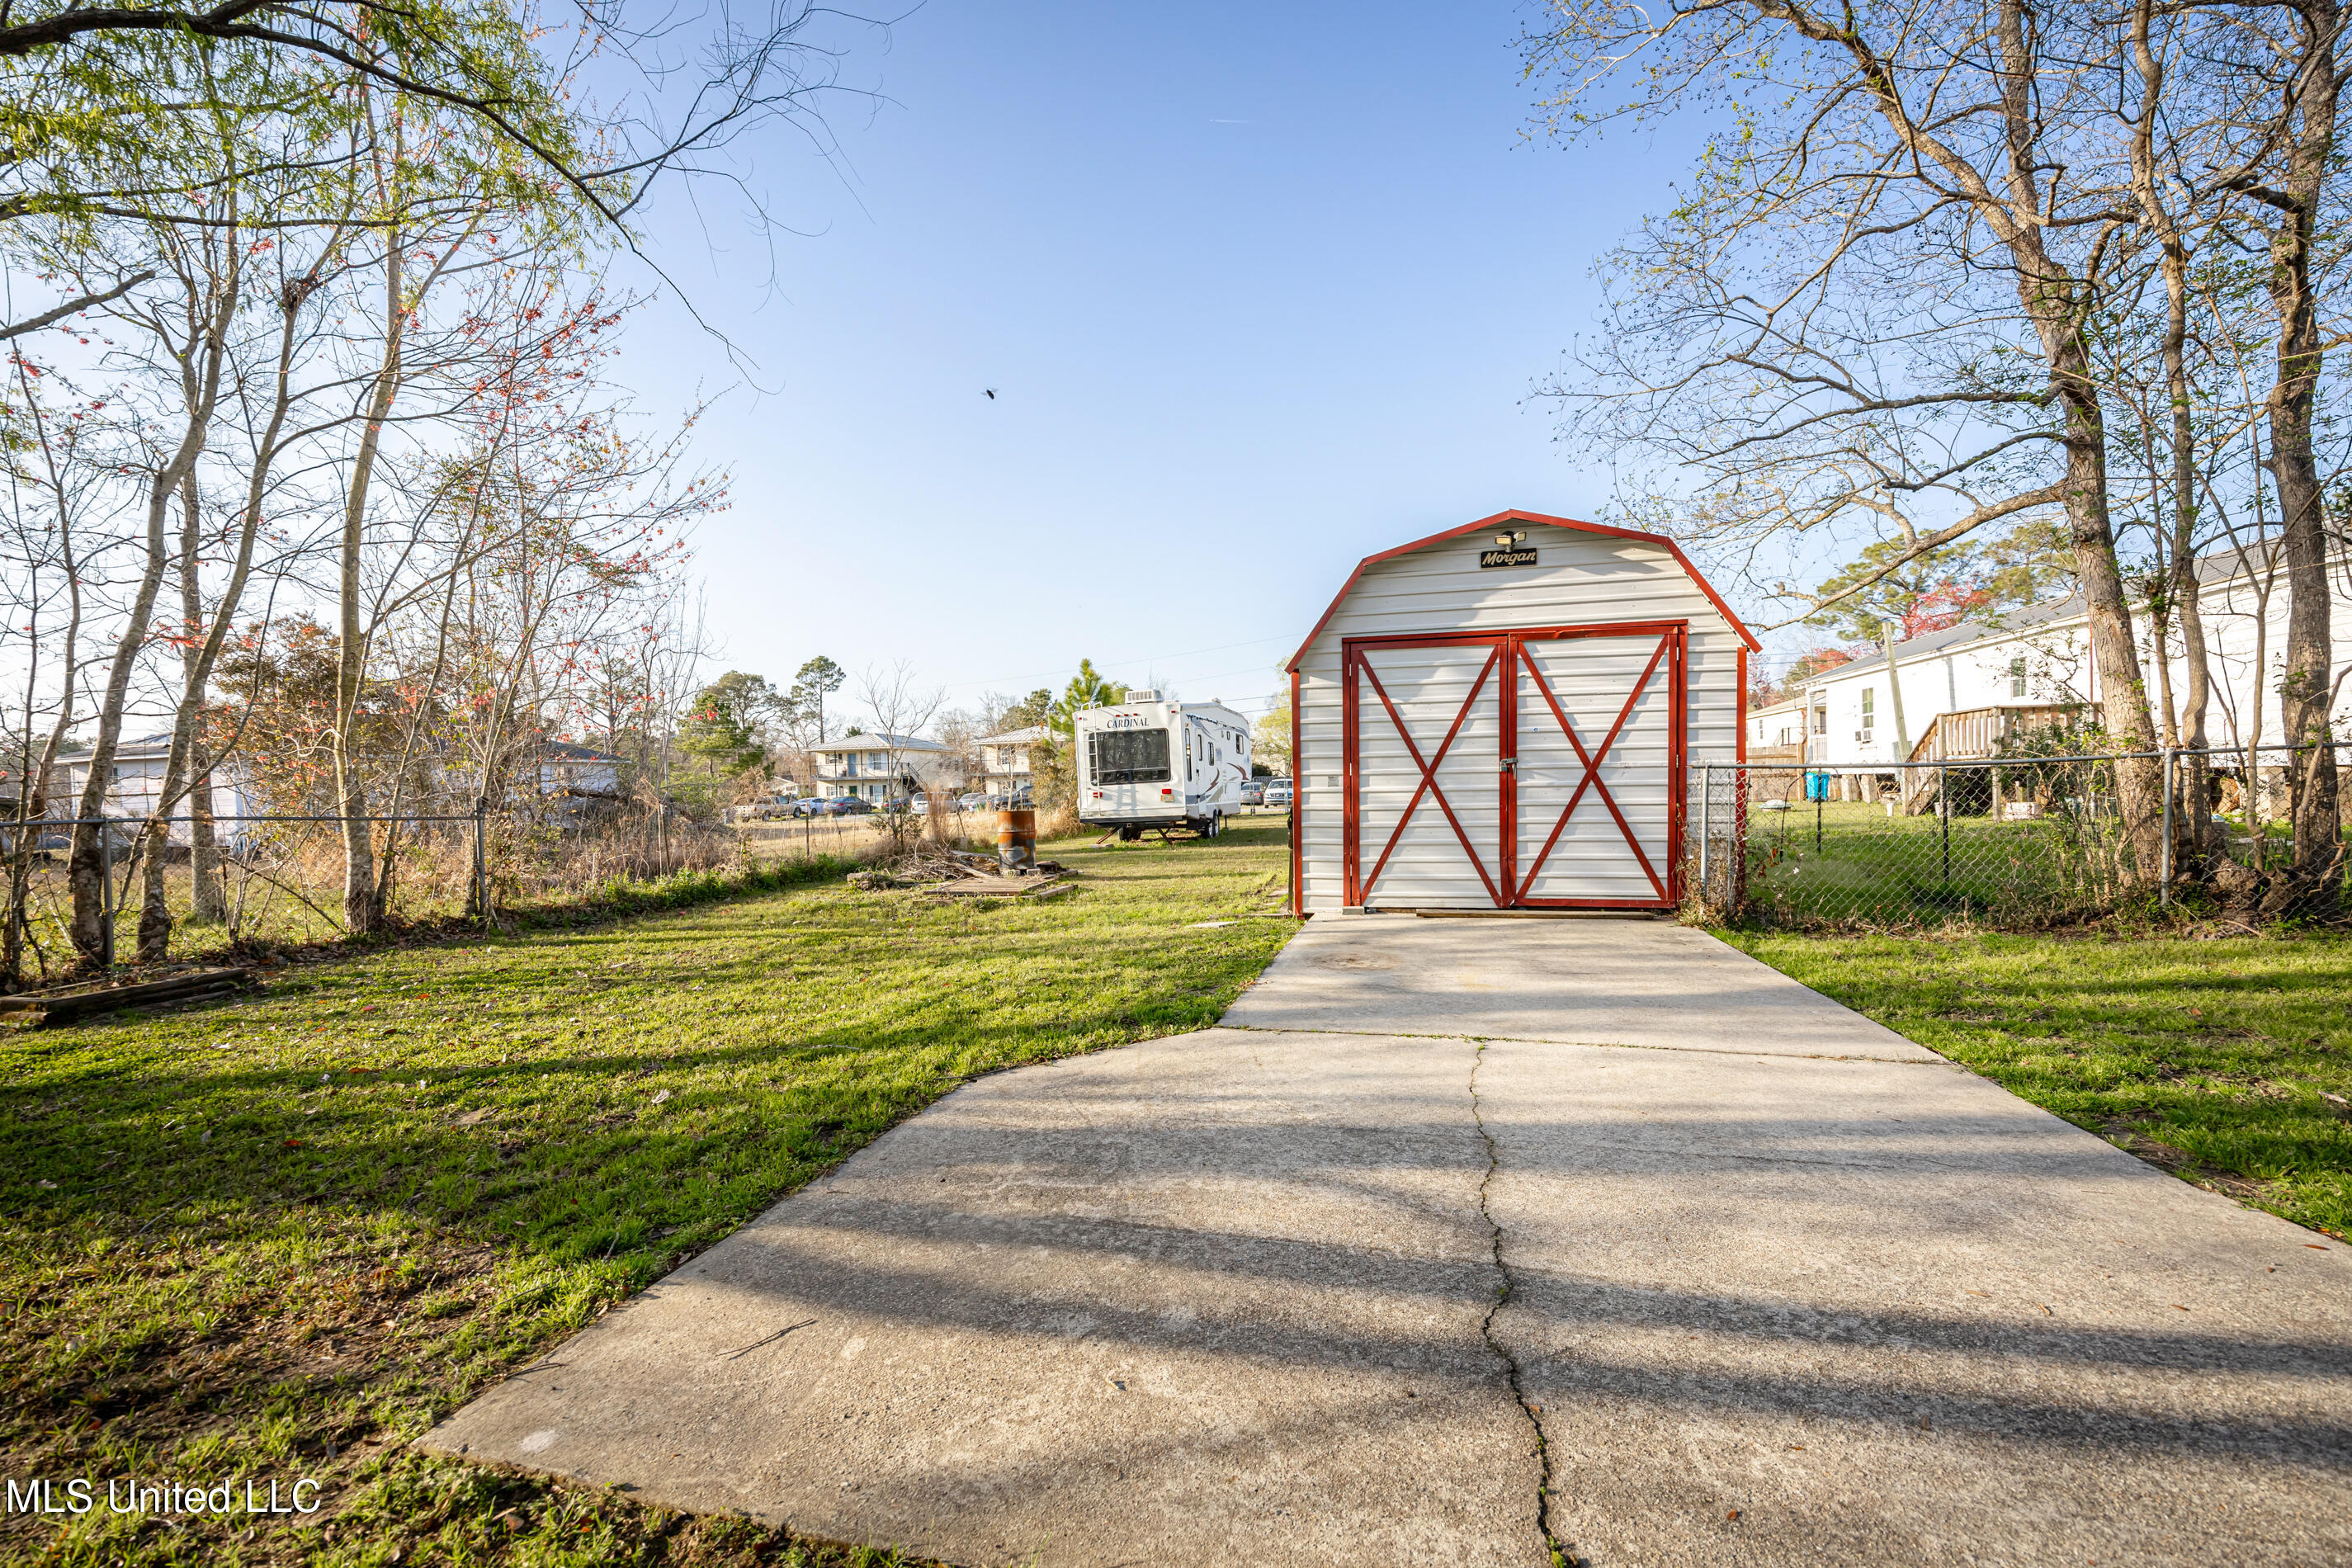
[1509,631,1674,903]
[1351,645,1504,906]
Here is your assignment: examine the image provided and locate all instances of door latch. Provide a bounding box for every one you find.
[1500,756,1517,775]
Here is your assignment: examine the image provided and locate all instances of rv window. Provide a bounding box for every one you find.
[1089,729,1172,784]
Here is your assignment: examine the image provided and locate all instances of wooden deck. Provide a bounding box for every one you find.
[1900,706,2078,814]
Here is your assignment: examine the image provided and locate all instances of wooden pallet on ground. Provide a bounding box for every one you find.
[0,966,256,1027]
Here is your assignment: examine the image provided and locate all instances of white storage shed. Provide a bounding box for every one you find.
[1284,509,1759,914]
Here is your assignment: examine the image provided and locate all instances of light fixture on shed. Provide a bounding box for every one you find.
[1494,530,1527,546]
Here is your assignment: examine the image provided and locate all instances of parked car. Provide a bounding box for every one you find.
[1238,778,1266,805]
[787,797,829,818]
[824,796,875,815]
[1263,778,1293,807]
[956,791,992,812]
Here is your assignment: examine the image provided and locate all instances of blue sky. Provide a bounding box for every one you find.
[621,0,1726,725]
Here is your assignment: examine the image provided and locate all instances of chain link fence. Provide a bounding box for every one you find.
[0,802,909,985]
[1689,742,2350,930]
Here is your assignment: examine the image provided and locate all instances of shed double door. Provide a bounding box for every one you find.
[1341,623,1686,909]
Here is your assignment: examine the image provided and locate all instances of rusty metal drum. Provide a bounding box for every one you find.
[997,807,1037,872]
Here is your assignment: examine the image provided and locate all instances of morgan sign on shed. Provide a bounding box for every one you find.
[1284,509,1759,915]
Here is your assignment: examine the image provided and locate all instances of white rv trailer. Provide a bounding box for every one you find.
[1075,691,1252,839]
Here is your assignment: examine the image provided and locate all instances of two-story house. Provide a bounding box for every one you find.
[975,725,1046,798]
[812,734,961,803]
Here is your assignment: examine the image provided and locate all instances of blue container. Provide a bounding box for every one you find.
[1804,771,1831,801]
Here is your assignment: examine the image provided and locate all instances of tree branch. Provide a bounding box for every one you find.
[0,268,154,340]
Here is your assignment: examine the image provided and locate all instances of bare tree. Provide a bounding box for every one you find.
[856,660,945,852]
[53,196,241,967]
[0,354,98,986]
[1527,0,2189,870]
[2206,0,2349,879]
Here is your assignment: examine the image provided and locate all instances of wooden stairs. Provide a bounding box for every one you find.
[1900,706,2077,815]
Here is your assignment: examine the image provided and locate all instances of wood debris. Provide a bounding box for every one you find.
[846,848,1076,899]
[0,966,256,1027]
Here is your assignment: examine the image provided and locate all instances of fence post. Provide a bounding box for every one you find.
[2159,746,2175,904]
[98,819,115,970]
[1939,761,1950,884]
[1698,763,1712,908]
[473,800,489,928]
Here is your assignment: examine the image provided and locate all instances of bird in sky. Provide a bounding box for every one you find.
[984,388,998,399]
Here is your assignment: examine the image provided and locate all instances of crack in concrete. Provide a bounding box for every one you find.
[1469,1038,1577,1568]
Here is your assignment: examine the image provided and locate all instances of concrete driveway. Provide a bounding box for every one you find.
[423,916,2352,1567]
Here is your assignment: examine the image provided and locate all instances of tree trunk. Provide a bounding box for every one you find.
[1993,0,2163,871]
[138,471,207,959]
[334,235,406,935]
[2263,7,2342,879]
[70,487,181,967]
[189,747,224,921]
[179,459,224,925]
[2125,0,2218,871]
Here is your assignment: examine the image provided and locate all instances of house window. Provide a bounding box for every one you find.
[1861,687,1876,732]
[1811,701,1826,735]
[2010,657,2027,698]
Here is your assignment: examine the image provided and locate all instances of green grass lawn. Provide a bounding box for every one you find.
[1720,929,2352,1240]
[2,817,1296,1566]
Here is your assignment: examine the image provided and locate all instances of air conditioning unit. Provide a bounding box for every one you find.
[1124,690,1160,703]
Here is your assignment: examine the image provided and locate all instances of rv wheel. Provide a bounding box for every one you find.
[1117,824,1142,843]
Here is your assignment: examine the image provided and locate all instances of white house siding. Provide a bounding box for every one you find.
[49,745,255,845]
[1747,698,1808,752]
[1807,619,2091,768]
[1292,521,1748,914]
[976,726,1046,793]
[1799,555,2352,774]
[2187,564,2352,749]
[812,736,960,801]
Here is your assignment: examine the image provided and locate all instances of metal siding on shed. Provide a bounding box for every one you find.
[1293,522,1743,914]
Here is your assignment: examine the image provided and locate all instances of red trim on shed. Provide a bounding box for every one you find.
[1284,509,1760,673]
[1288,664,1303,918]
[1736,645,1749,763]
